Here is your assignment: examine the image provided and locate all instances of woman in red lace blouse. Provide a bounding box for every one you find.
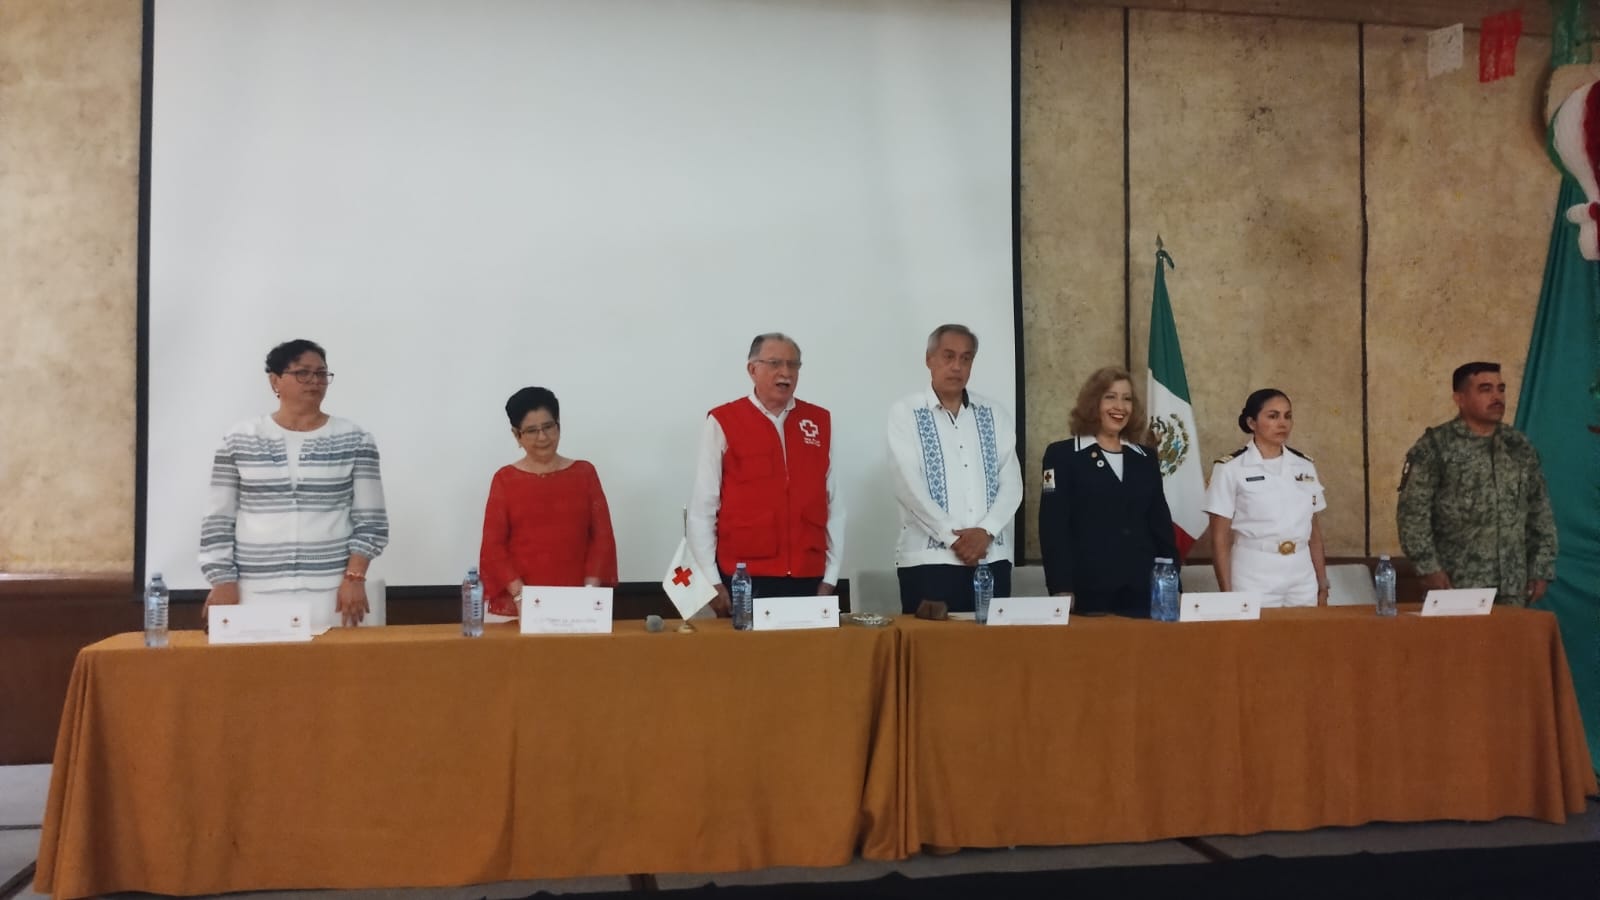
[478,387,618,616]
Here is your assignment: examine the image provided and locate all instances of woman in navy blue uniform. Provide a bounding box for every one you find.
[1039,366,1177,616]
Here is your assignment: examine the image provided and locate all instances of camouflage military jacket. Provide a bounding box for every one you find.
[1396,418,1557,605]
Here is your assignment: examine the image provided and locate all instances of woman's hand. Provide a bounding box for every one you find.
[336,578,369,627]
[1317,584,1330,606]
[203,582,241,619]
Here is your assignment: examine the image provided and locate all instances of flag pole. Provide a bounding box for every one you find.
[677,506,697,633]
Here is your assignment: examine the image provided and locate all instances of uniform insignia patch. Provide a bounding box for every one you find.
[1042,468,1055,492]
[1215,446,1247,465]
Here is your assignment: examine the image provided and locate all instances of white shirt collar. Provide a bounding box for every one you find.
[922,386,972,415]
[1241,438,1292,468]
[1072,435,1146,456]
[746,391,795,420]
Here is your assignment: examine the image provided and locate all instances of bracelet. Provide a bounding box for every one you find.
[343,571,367,582]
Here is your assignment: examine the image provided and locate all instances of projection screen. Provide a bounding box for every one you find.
[144,0,1016,589]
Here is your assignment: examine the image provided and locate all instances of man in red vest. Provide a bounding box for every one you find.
[687,332,844,615]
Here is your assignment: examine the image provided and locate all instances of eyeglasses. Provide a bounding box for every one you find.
[754,359,802,372]
[518,422,560,438]
[285,369,334,384]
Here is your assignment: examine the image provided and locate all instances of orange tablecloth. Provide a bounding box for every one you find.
[35,607,1596,898]
[34,622,902,899]
[900,605,1596,850]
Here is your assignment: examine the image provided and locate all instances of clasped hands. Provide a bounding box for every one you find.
[203,577,370,627]
[950,528,992,567]
[1419,571,1548,604]
[710,579,835,617]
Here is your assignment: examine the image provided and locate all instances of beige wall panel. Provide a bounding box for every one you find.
[1128,12,1366,555]
[0,1,141,572]
[1019,3,1127,561]
[1364,26,1555,556]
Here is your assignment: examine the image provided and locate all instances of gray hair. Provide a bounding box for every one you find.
[748,332,802,361]
[926,323,979,355]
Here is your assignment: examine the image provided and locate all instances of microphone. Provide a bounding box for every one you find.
[645,614,664,632]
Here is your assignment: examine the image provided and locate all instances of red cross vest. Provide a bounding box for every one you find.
[710,398,831,578]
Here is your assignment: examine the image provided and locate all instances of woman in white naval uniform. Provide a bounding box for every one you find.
[1203,389,1329,606]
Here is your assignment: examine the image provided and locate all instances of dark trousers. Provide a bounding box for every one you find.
[719,571,823,601]
[897,561,1013,615]
[1072,583,1149,618]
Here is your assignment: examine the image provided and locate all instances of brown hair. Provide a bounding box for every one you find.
[1068,366,1150,446]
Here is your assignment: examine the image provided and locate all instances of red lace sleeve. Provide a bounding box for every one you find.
[478,468,518,612]
[583,463,619,586]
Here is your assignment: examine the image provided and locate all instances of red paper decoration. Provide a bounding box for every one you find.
[1479,9,1524,83]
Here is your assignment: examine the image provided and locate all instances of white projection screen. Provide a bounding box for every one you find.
[145,0,1016,589]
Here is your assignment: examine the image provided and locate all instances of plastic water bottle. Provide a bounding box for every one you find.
[1161,560,1182,621]
[144,573,169,648]
[1150,558,1180,622]
[461,567,484,637]
[1374,555,1397,617]
[730,563,753,631]
[973,561,994,624]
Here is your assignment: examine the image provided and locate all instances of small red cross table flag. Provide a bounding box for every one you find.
[662,538,718,619]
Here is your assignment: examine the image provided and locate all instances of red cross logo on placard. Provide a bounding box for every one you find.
[673,567,693,587]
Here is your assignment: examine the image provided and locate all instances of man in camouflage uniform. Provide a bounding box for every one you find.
[1397,361,1557,606]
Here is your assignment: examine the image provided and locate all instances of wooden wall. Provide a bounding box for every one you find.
[1019,3,1555,559]
[0,0,1567,761]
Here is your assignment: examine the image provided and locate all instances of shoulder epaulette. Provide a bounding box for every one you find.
[1287,446,1314,462]
[1214,446,1248,465]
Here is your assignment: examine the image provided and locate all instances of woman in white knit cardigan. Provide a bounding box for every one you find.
[199,338,390,630]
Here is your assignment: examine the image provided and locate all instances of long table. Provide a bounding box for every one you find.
[34,608,1596,899]
[34,622,902,899]
[900,606,1596,850]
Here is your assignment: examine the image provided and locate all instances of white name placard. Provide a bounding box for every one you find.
[208,602,313,644]
[1178,592,1263,622]
[986,596,1070,626]
[520,586,614,634]
[752,596,839,631]
[1420,588,1495,616]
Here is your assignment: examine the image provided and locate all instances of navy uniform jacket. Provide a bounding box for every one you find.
[1039,436,1178,610]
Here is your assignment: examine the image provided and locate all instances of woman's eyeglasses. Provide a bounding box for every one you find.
[285,369,334,384]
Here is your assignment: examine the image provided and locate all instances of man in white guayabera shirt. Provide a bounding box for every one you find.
[886,324,1022,614]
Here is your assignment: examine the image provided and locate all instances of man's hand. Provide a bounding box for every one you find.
[336,578,369,627]
[710,583,731,617]
[1526,578,1549,605]
[817,581,836,596]
[950,529,992,567]
[202,581,241,619]
[1420,570,1452,592]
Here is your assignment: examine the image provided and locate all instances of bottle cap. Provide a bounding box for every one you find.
[1378,554,1391,561]
[1154,557,1172,565]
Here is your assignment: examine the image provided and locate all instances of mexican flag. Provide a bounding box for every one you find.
[1146,247,1207,559]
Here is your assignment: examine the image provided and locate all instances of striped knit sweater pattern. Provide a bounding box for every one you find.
[199,415,389,593]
